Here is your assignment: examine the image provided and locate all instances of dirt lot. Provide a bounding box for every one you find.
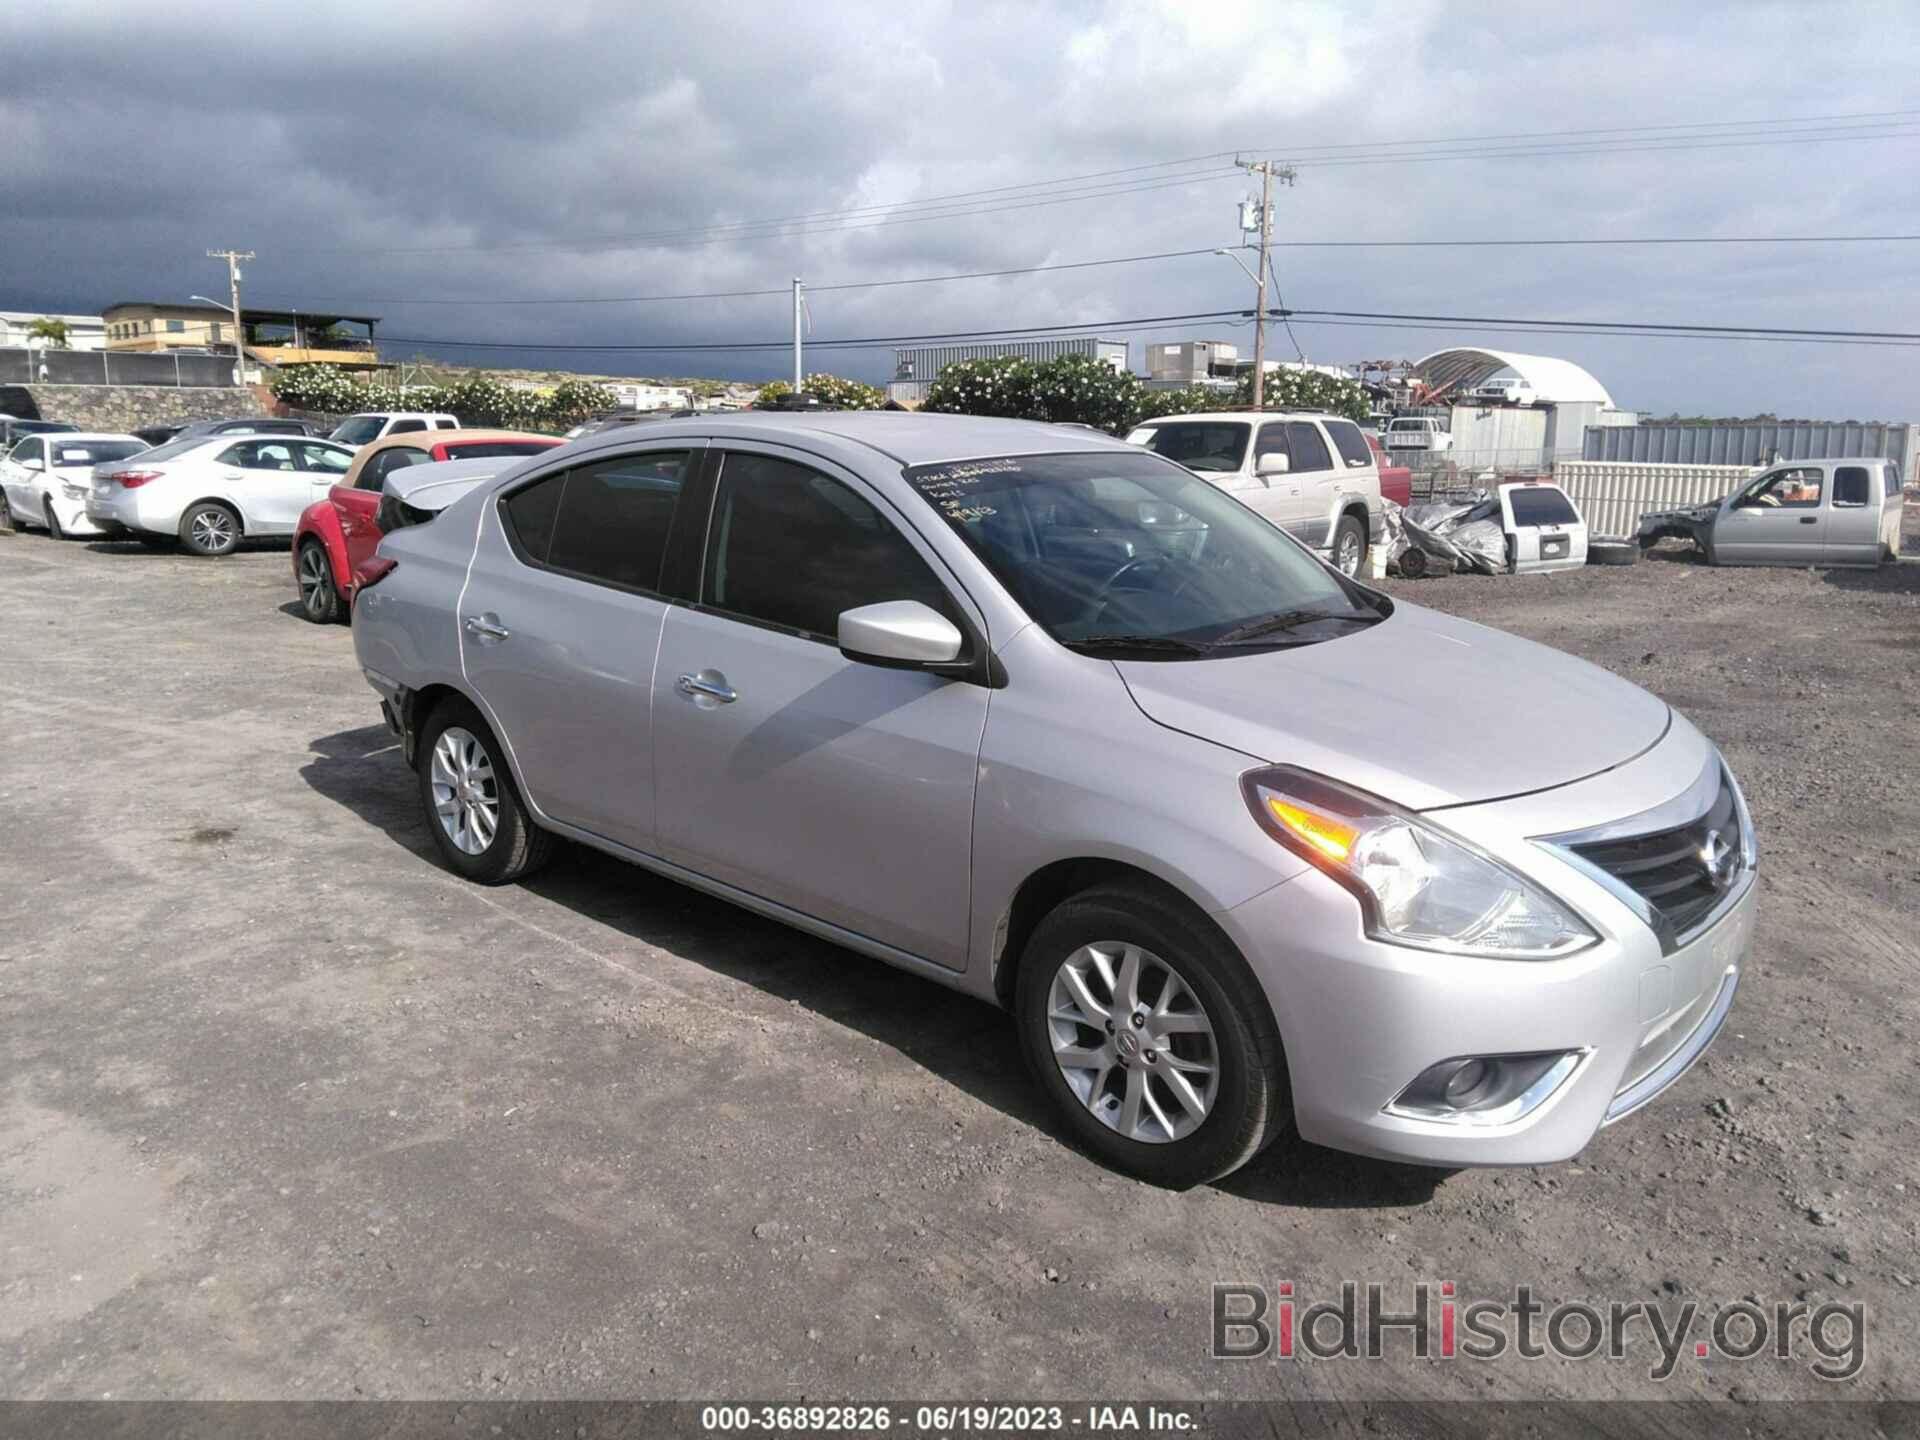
[1,530,1915,1405]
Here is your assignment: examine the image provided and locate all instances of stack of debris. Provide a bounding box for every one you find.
[1380,491,1507,577]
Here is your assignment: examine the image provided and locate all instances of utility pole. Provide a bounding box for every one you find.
[1234,160,1295,409]
[207,248,254,385]
[791,277,804,391]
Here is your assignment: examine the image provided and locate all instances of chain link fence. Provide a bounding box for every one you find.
[1,348,240,388]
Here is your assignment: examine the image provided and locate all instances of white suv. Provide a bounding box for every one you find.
[1125,410,1383,575]
[330,413,460,447]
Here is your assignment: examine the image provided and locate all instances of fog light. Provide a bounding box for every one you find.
[1387,1050,1585,1127]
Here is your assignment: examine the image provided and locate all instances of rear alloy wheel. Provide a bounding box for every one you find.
[416,698,555,885]
[1016,885,1290,1188]
[1330,514,1367,577]
[180,502,240,557]
[297,541,343,624]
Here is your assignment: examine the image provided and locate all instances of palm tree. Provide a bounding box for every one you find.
[26,317,71,350]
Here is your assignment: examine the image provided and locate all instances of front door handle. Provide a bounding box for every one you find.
[1799,516,1818,525]
[676,671,737,704]
[464,615,510,640]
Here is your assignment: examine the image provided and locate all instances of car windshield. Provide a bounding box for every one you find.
[330,416,386,445]
[903,451,1387,657]
[54,440,145,466]
[1129,421,1250,473]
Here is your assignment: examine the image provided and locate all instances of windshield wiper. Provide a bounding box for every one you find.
[1068,633,1215,656]
[1211,606,1381,647]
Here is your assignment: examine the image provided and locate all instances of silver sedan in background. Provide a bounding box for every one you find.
[350,413,1756,1187]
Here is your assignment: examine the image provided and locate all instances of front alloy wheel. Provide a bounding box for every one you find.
[1331,515,1366,577]
[1047,942,1219,1143]
[297,541,342,623]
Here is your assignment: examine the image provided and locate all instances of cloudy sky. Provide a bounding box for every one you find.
[5,1,1918,416]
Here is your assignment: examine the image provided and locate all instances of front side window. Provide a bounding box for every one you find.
[1284,422,1334,473]
[704,453,954,641]
[1742,467,1823,509]
[904,451,1385,655]
[501,450,691,593]
[1132,421,1251,474]
[1506,487,1580,526]
[1833,466,1871,507]
[1325,419,1373,468]
[10,438,43,466]
[1253,423,1290,464]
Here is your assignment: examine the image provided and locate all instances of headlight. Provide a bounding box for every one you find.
[1241,767,1596,960]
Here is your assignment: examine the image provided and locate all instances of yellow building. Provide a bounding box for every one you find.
[101,302,384,372]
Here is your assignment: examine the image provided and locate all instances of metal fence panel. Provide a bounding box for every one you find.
[1583,420,1917,483]
[1556,460,1752,539]
[0,347,236,388]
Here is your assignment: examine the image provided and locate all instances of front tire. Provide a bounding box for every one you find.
[1015,885,1290,1187]
[0,489,12,531]
[1330,514,1367,577]
[416,698,555,885]
[179,502,241,557]
[44,503,66,541]
[297,540,343,623]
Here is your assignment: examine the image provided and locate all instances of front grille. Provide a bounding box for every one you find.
[1567,771,1742,939]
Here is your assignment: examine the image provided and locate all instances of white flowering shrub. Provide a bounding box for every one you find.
[1232,368,1371,421]
[801,373,884,409]
[270,366,613,431]
[921,356,1039,419]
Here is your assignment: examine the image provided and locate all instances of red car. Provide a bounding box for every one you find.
[1367,433,1413,509]
[293,429,562,622]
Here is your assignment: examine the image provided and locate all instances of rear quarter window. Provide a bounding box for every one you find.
[1324,420,1373,469]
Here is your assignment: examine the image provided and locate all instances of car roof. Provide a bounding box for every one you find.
[1134,411,1348,427]
[553,411,1140,471]
[45,432,144,445]
[355,428,553,454]
[349,411,456,420]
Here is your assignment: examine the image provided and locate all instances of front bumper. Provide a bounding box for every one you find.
[51,489,104,536]
[1216,726,1755,1167]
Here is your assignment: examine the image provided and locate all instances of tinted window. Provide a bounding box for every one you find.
[1887,464,1902,499]
[297,442,353,474]
[705,453,953,640]
[329,416,385,446]
[432,418,458,429]
[10,438,42,465]
[1284,422,1333,473]
[358,447,429,489]
[222,441,299,470]
[1507,487,1580,526]
[1253,423,1290,461]
[1135,422,1250,474]
[441,440,554,460]
[388,419,428,435]
[1833,466,1871,507]
[502,473,564,561]
[55,441,144,467]
[1325,419,1373,468]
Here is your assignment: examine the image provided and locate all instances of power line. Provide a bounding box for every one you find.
[250,232,1920,310]
[274,109,1920,259]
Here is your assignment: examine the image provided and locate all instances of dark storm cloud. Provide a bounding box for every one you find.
[4,1,1918,412]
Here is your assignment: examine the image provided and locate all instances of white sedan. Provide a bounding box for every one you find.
[0,432,149,539]
[86,434,356,556]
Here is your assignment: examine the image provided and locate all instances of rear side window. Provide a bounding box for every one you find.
[1284,422,1333,473]
[388,419,427,435]
[441,441,553,460]
[1507,487,1580,526]
[1325,420,1373,468]
[501,450,692,592]
[703,452,954,641]
[1833,466,1871,507]
[432,418,458,430]
[222,440,298,469]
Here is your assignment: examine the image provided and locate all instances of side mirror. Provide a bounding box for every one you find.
[838,600,964,669]
[24,457,45,471]
[1256,452,1290,476]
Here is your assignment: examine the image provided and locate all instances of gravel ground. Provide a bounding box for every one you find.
[0,528,1915,1405]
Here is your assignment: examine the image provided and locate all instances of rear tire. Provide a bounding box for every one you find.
[1330,514,1367,578]
[297,540,343,624]
[1015,884,1290,1188]
[1587,539,1639,567]
[179,502,241,557]
[416,697,555,885]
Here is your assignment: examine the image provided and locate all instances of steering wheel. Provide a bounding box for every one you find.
[1091,552,1203,612]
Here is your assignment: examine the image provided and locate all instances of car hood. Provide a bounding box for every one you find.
[1114,602,1671,811]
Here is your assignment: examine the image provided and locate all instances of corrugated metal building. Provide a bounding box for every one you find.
[888,335,1129,405]
[1583,419,1918,483]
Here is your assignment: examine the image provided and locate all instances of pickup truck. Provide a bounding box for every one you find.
[1125,409,1386,577]
[1637,457,1904,567]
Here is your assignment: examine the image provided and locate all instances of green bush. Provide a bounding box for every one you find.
[921,355,1040,420]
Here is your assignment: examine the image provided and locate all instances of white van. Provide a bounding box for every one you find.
[1384,416,1453,452]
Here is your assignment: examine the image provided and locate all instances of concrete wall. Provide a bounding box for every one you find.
[1556,460,1752,539]
[17,384,268,432]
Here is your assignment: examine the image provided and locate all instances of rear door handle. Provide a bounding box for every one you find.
[676,671,737,704]
[1799,516,1818,525]
[464,615,510,640]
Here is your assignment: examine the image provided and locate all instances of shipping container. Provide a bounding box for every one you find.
[1583,419,1918,484]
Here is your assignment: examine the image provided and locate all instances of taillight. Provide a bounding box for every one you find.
[355,556,398,592]
[115,470,164,488]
